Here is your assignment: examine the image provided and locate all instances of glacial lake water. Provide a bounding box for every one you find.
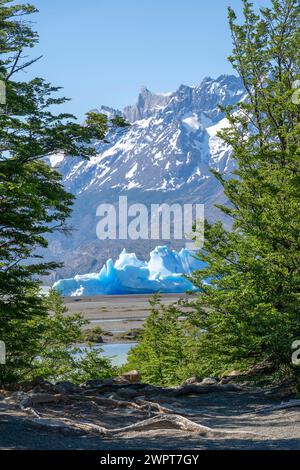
[86,342,137,367]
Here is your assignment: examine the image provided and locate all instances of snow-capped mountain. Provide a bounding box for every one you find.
[46,75,245,280]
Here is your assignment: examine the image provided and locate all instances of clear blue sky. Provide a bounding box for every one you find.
[26,0,268,120]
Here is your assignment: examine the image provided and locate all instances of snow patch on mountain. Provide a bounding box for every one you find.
[45,74,246,279]
[182,113,202,132]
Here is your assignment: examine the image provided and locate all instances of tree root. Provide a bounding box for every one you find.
[172,383,241,396]
[135,398,174,414]
[20,393,171,417]
[105,414,261,438]
[14,391,264,439]
[21,393,140,409]
[257,399,300,413]
[28,413,261,439]
[21,406,40,418]
[104,414,213,435]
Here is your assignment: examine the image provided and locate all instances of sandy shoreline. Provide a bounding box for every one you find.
[64,293,196,340]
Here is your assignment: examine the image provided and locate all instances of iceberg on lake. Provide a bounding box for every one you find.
[53,245,207,297]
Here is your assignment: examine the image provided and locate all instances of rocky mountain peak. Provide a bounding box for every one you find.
[46,74,246,279]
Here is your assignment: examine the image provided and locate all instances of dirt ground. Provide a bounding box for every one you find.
[1,381,300,450]
[2,294,299,450]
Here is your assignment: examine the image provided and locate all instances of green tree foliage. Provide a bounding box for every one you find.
[32,290,116,384]
[0,289,116,384]
[126,296,201,386]
[0,1,124,384]
[126,0,300,385]
[188,0,300,375]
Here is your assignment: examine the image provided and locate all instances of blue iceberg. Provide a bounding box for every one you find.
[53,245,207,296]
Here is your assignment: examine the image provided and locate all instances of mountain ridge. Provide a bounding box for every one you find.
[45,74,245,281]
